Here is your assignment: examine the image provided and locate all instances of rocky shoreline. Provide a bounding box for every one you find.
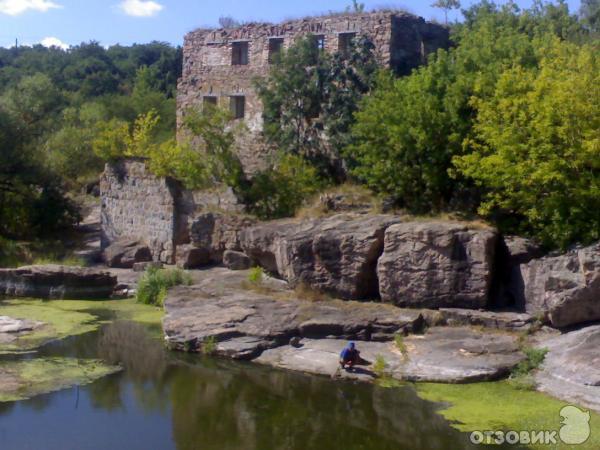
[1,205,599,413]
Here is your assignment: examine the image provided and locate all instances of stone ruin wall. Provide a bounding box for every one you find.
[100,160,245,264]
[100,159,188,264]
[177,11,449,175]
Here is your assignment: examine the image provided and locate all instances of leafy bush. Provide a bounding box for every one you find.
[511,347,549,378]
[248,153,327,219]
[201,336,217,355]
[454,39,600,249]
[136,267,192,307]
[247,267,264,286]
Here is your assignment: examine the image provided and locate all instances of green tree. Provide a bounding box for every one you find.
[431,0,461,24]
[348,1,584,214]
[454,39,600,248]
[580,0,600,33]
[257,34,377,179]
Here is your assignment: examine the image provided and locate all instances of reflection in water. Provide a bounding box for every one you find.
[0,321,480,450]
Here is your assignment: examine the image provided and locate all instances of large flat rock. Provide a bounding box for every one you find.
[163,269,424,359]
[536,325,600,412]
[0,265,117,299]
[256,327,524,383]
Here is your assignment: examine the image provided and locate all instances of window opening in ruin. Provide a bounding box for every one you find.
[230,96,245,119]
[203,96,217,108]
[232,41,249,65]
[314,35,325,51]
[338,32,356,56]
[268,38,284,63]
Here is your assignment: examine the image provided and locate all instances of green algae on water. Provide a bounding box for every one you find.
[416,381,600,449]
[0,357,120,402]
[0,298,163,354]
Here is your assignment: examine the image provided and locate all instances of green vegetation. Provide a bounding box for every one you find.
[348,1,599,249]
[0,357,120,403]
[0,42,180,243]
[0,298,163,354]
[136,267,192,306]
[201,336,217,355]
[373,355,387,377]
[507,346,549,390]
[394,334,408,357]
[247,267,264,286]
[417,381,600,449]
[2,2,598,252]
[257,34,378,180]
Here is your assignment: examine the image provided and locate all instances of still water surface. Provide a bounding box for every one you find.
[0,320,485,450]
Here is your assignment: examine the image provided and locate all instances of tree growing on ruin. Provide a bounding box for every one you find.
[431,0,461,24]
[256,35,377,180]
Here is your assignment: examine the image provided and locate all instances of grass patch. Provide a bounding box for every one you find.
[136,267,192,306]
[373,354,387,377]
[294,282,331,302]
[201,336,217,355]
[507,346,549,391]
[394,334,408,357]
[30,254,87,267]
[0,237,89,268]
[296,183,381,219]
[416,381,600,449]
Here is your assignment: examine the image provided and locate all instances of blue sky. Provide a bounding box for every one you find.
[0,0,582,49]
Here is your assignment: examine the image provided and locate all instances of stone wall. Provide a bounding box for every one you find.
[177,11,449,175]
[100,159,186,264]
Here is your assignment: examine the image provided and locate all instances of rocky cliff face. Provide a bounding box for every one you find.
[241,214,401,300]
[241,215,498,307]
[518,243,600,328]
[377,222,497,309]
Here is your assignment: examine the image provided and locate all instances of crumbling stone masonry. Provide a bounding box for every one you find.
[100,159,188,264]
[177,10,449,175]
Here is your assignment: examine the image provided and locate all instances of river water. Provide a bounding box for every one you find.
[0,319,487,450]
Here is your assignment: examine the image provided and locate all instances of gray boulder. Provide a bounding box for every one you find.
[0,265,117,299]
[223,250,251,270]
[189,212,255,264]
[103,238,152,268]
[377,222,497,308]
[176,244,210,269]
[241,214,401,300]
[519,242,600,327]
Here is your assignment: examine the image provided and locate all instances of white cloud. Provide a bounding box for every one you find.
[119,0,163,17]
[40,36,68,50]
[0,0,61,16]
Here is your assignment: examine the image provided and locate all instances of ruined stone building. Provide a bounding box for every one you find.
[177,10,449,174]
[101,12,449,265]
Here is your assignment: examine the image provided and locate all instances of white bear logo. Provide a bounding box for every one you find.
[560,405,591,445]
